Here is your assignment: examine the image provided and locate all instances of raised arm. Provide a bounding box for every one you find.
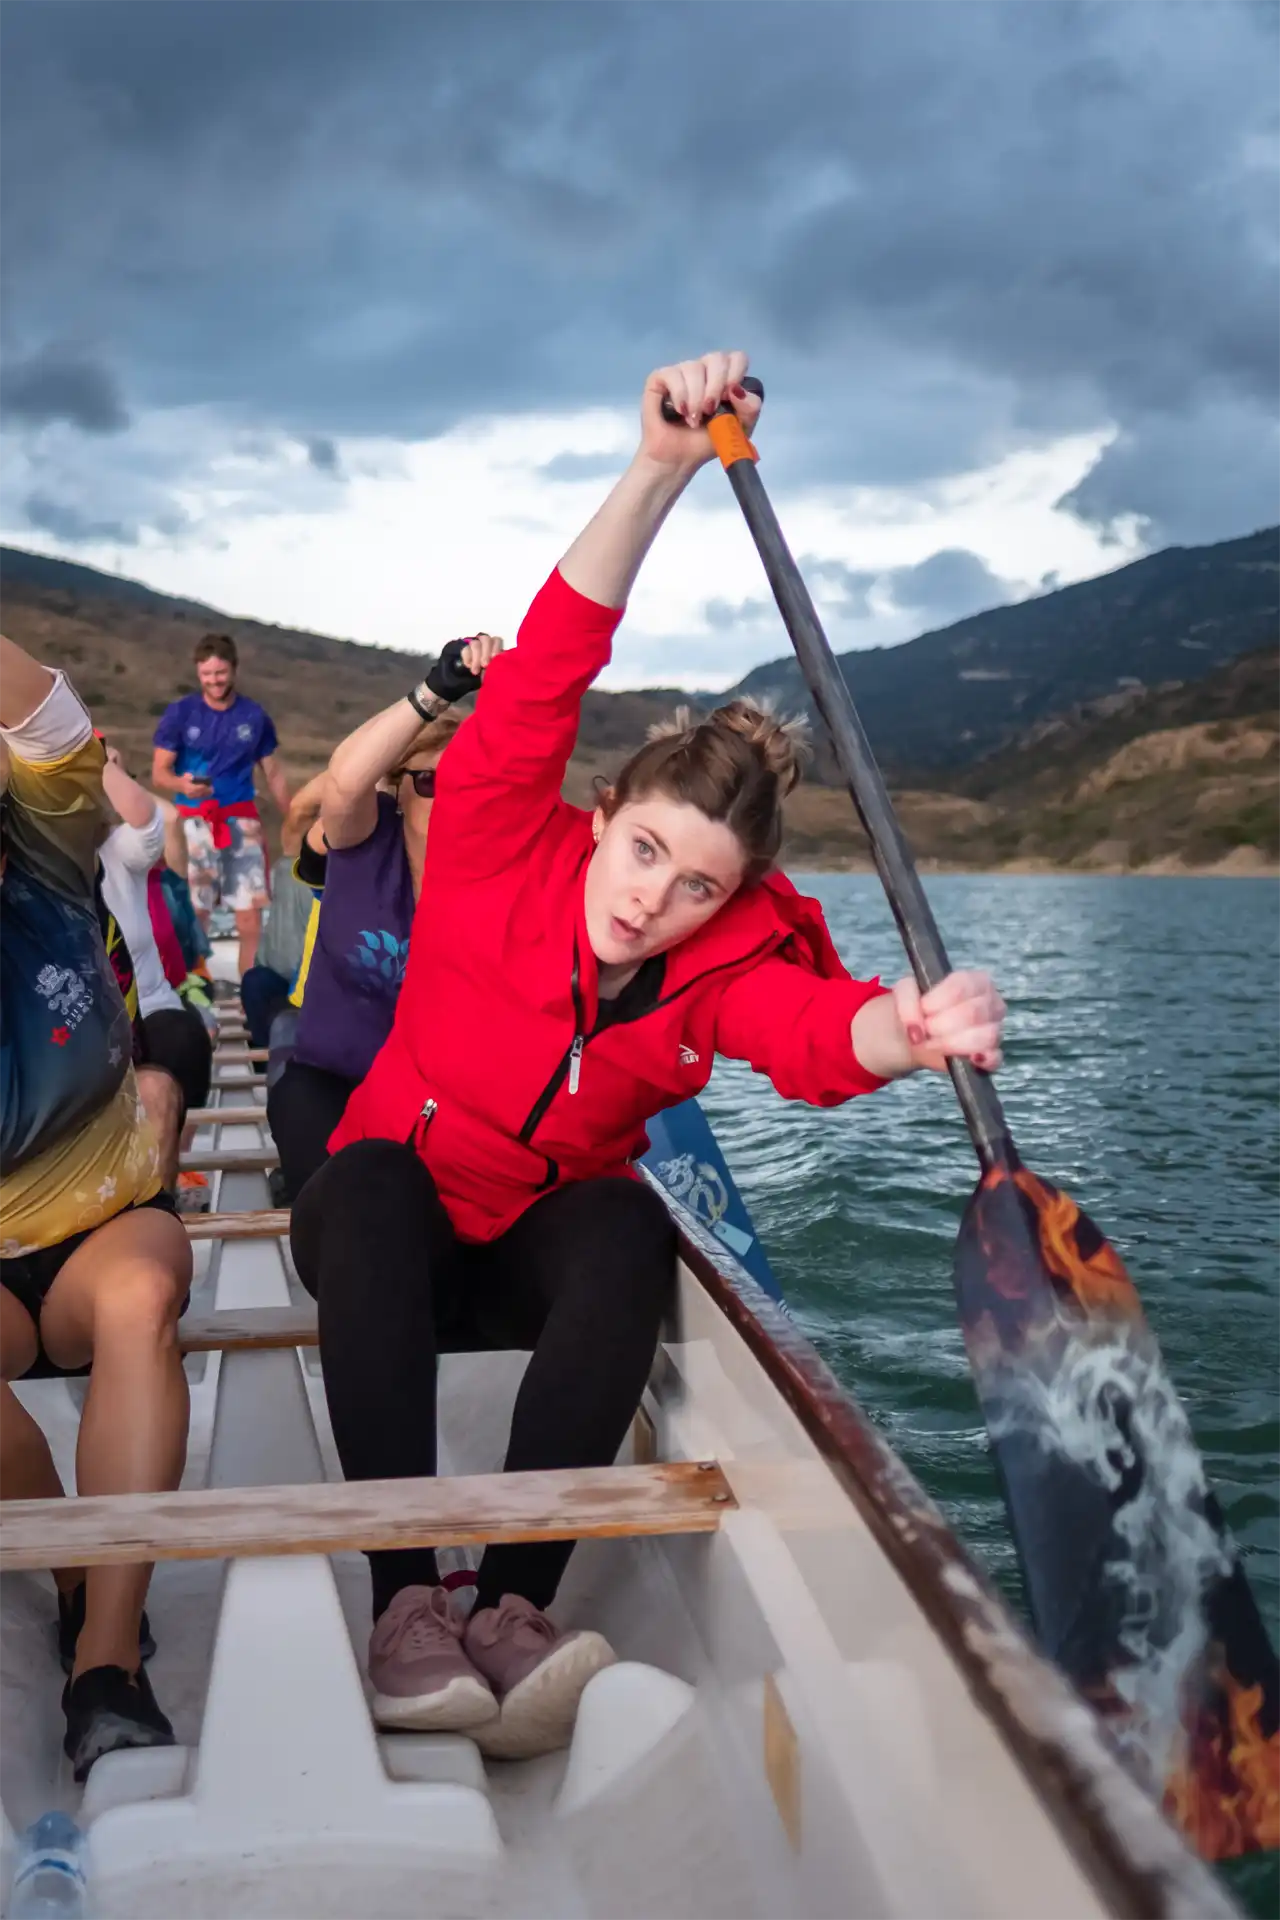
[319,635,501,850]
[281,772,328,859]
[433,353,763,881]
[0,635,102,893]
[323,702,429,849]
[157,798,189,877]
[101,747,160,833]
[558,351,759,606]
[0,632,57,728]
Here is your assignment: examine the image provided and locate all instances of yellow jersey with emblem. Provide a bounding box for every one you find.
[1,679,161,1255]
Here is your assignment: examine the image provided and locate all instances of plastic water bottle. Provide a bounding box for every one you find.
[8,1812,87,1917]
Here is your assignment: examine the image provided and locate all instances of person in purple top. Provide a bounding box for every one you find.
[267,631,503,1202]
[151,632,291,977]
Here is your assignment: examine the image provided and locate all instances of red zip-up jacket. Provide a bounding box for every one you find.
[330,568,890,1240]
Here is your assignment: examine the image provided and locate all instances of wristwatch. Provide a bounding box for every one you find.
[406,679,443,723]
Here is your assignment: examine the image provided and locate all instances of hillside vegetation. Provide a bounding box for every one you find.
[732,526,1279,774]
[1,538,1275,874]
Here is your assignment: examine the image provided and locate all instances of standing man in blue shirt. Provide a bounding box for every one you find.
[151,633,291,977]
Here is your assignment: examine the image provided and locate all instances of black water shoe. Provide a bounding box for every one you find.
[62,1664,175,1783]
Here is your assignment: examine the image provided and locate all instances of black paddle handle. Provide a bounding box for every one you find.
[676,382,1014,1170]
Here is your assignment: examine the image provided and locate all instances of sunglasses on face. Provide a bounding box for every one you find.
[394,765,437,799]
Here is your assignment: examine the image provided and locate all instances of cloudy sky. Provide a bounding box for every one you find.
[1,1,1275,688]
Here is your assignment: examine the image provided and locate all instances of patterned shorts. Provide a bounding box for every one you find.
[183,814,268,916]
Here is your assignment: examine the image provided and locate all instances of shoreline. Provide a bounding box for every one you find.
[784,856,1279,880]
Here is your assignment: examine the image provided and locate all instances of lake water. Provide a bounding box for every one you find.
[701,873,1279,1913]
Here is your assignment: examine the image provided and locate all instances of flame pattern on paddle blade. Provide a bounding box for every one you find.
[956,1158,1279,1861]
[1167,1668,1280,1861]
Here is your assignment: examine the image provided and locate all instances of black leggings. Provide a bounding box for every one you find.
[290,1140,676,1618]
[267,1059,357,1203]
[239,964,291,1051]
[141,1005,213,1120]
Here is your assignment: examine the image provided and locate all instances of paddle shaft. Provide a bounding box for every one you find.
[707,403,1014,1172]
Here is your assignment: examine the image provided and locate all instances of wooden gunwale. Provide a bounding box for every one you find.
[668,1209,1236,1920]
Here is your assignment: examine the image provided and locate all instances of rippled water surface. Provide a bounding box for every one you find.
[702,874,1279,1911]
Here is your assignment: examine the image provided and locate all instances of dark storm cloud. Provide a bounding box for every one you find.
[777,548,1010,632]
[1058,399,1280,546]
[537,452,627,484]
[1,0,1275,547]
[801,560,881,620]
[1,346,129,433]
[704,597,773,632]
[23,492,138,545]
[883,550,1011,621]
[306,436,341,475]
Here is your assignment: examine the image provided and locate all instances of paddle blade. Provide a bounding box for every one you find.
[954,1158,1279,1860]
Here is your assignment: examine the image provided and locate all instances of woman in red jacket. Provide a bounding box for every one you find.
[291,351,1006,1759]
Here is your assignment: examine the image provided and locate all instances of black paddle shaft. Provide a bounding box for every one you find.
[703,384,1014,1172]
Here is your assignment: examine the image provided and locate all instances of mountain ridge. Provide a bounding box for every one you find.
[730,525,1278,774]
[1,535,1275,874]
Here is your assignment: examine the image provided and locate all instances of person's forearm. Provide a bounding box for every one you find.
[102,759,159,831]
[558,454,693,609]
[287,771,328,823]
[267,768,292,817]
[281,771,326,859]
[159,801,189,876]
[0,634,57,729]
[327,696,437,801]
[850,993,917,1080]
[151,754,184,795]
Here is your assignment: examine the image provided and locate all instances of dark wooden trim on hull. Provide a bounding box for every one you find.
[659,1191,1238,1920]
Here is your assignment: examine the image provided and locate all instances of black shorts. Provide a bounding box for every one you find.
[141,1005,213,1122]
[1,1189,182,1380]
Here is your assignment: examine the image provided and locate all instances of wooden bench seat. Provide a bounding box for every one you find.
[185,1208,291,1241]
[0,1462,735,1571]
[179,1147,280,1174]
[179,1303,318,1353]
[187,1105,270,1128]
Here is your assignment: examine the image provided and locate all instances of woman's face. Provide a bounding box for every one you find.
[584,794,746,969]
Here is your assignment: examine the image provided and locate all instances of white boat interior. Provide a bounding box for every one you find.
[0,978,1236,1917]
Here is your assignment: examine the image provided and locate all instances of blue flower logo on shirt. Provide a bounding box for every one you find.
[348,929,410,984]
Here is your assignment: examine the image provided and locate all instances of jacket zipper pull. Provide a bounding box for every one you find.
[419,1097,438,1131]
[568,1035,584,1095]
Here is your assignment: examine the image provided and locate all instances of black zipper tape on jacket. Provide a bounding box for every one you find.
[518,941,585,1145]
[516,931,777,1150]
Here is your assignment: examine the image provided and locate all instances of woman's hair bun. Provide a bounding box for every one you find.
[646,697,809,796]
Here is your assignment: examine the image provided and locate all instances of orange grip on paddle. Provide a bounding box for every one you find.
[708,412,758,469]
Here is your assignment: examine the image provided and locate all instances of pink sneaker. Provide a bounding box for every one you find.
[464,1594,615,1759]
[368,1585,498,1732]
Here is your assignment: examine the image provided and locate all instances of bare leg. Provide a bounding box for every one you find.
[0,1288,82,1596]
[39,1207,191,1678]
[235,907,261,977]
[136,1066,184,1191]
